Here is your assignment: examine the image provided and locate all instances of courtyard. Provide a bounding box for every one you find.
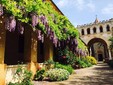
[0,0,113,85]
[34,62,113,85]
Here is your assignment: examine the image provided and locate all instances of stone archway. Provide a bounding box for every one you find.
[87,38,109,61]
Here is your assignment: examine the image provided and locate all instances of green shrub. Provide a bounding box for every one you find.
[45,68,70,81]
[77,59,88,68]
[82,58,92,67]
[108,60,113,68]
[86,56,97,65]
[57,47,77,65]
[54,62,73,74]
[8,65,33,85]
[44,60,55,70]
[34,69,45,81]
[72,57,92,68]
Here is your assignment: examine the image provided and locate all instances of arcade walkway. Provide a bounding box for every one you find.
[34,62,113,85]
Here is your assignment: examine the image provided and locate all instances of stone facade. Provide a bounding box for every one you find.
[77,18,113,61]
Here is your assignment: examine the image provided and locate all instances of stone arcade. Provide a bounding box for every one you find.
[77,18,113,61]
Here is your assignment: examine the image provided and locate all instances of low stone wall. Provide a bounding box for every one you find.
[5,64,27,84]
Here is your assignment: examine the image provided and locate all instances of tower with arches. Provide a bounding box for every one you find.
[77,18,113,61]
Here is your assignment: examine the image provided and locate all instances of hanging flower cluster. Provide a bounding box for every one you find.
[0,0,87,54]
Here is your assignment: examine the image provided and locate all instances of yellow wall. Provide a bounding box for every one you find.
[24,25,38,76]
[44,36,53,60]
[0,16,5,64]
[0,64,6,85]
[0,16,6,85]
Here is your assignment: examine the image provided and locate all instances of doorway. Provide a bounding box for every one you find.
[98,54,103,61]
[37,41,44,63]
[4,30,25,65]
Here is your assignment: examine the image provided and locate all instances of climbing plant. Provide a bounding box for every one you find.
[0,0,87,55]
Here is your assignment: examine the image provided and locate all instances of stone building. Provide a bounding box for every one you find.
[77,17,113,61]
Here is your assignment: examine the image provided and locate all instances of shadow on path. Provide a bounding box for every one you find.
[34,62,113,85]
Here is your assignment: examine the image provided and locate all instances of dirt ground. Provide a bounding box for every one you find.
[33,62,113,85]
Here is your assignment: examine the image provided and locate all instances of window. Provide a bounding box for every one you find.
[81,29,84,35]
[99,26,103,32]
[93,27,96,33]
[87,28,90,34]
[106,25,110,31]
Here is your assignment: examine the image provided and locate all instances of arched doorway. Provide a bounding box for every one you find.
[87,38,109,61]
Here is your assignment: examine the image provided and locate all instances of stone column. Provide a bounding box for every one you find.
[96,27,100,33]
[90,28,93,34]
[108,49,112,60]
[103,25,106,32]
[24,26,37,77]
[44,37,53,61]
[84,29,87,35]
[0,16,6,85]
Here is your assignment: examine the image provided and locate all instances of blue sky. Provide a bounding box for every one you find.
[53,0,113,27]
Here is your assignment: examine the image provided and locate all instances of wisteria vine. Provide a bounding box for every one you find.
[0,0,87,56]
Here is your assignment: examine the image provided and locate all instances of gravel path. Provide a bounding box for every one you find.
[33,62,113,85]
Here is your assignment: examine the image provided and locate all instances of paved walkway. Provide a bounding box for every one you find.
[33,62,113,85]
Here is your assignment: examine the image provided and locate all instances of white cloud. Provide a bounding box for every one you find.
[73,0,95,12]
[56,0,69,8]
[102,4,113,14]
[86,1,95,12]
[74,0,85,10]
[56,0,95,12]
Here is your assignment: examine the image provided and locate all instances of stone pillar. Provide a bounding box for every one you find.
[90,28,93,34]
[31,32,37,63]
[0,16,6,85]
[29,32,38,77]
[0,17,6,64]
[103,25,106,32]
[0,64,6,85]
[108,49,112,60]
[44,37,53,61]
[97,27,100,33]
[24,26,37,77]
[84,29,87,35]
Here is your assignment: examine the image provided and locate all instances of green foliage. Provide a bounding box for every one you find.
[82,58,92,67]
[44,59,55,64]
[77,59,88,68]
[34,69,45,81]
[77,38,87,50]
[57,47,76,65]
[85,56,97,65]
[8,65,33,85]
[0,0,87,51]
[45,68,70,81]
[77,58,92,68]
[109,37,113,53]
[108,60,113,68]
[44,60,55,70]
[0,0,79,40]
[54,62,73,74]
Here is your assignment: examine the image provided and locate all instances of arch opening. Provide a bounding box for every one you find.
[81,29,84,35]
[87,38,109,61]
[99,26,103,33]
[106,25,110,31]
[87,28,90,34]
[93,27,96,33]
